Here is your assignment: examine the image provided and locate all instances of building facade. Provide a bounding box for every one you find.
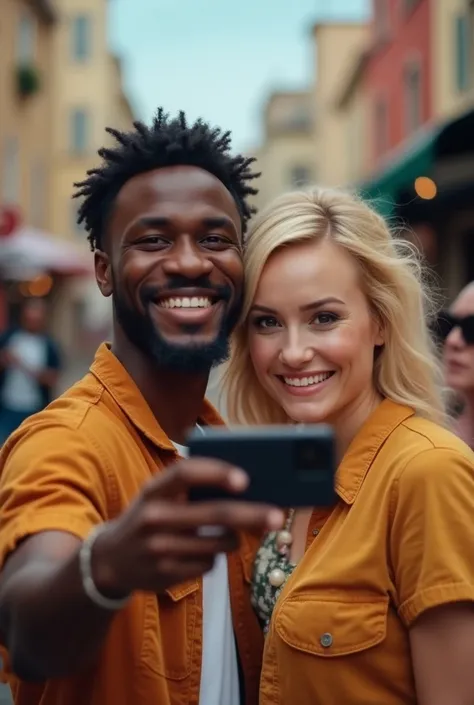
[0,0,135,381]
[310,22,369,189]
[0,0,56,232]
[364,0,433,172]
[250,91,315,211]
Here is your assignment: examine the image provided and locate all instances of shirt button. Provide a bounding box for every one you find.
[320,632,333,648]
[312,528,320,536]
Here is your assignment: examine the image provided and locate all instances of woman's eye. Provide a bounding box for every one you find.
[254,316,280,329]
[313,312,338,325]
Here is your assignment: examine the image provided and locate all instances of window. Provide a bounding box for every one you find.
[455,14,470,92]
[290,166,311,188]
[404,62,422,135]
[70,109,90,154]
[374,98,388,157]
[17,11,36,63]
[71,15,92,61]
[2,137,20,204]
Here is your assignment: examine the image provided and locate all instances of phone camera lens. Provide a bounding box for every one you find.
[297,442,319,471]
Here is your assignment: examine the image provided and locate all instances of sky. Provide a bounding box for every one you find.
[110,0,369,153]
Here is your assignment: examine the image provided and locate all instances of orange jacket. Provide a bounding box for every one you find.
[0,344,263,705]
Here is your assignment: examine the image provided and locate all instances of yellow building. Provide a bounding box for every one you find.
[433,0,474,121]
[251,91,315,210]
[334,47,371,187]
[310,21,369,189]
[0,0,56,233]
[43,0,136,363]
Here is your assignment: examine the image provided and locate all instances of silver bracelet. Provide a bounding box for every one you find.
[79,524,131,611]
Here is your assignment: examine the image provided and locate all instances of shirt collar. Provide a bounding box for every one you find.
[335,399,415,505]
[90,343,224,451]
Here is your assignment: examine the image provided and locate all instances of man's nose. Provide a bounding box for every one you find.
[162,238,213,279]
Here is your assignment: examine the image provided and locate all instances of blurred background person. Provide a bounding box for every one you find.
[0,298,62,444]
[441,282,474,449]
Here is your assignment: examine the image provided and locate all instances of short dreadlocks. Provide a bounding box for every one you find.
[73,108,260,251]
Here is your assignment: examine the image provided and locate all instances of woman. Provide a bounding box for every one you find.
[440,281,474,448]
[224,187,474,705]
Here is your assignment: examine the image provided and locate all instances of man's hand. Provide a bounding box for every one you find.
[92,457,284,596]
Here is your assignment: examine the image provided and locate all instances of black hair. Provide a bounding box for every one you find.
[73,108,260,251]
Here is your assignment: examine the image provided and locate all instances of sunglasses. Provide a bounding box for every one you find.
[433,311,474,345]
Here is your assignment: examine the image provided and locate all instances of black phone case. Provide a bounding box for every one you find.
[187,425,336,508]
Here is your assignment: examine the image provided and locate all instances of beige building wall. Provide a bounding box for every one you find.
[0,0,56,229]
[311,22,369,189]
[334,51,370,187]
[44,0,135,359]
[47,0,110,245]
[251,91,316,211]
[432,0,474,121]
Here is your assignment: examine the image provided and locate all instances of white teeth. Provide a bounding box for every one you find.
[283,372,333,387]
[159,297,213,309]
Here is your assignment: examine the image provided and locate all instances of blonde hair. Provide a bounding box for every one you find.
[224,186,447,427]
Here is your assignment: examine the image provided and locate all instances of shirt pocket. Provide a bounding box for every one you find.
[274,594,389,658]
[141,580,200,680]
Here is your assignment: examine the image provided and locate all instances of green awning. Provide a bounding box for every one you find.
[359,126,440,218]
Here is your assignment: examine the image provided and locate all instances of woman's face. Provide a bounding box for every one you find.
[248,238,384,436]
[443,285,474,395]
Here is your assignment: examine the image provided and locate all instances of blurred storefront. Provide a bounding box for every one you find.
[361,108,474,299]
[0,204,93,349]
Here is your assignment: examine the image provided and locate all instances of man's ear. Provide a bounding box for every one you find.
[94,250,113,297]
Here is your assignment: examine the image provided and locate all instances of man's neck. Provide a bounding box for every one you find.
[112,338,210,445]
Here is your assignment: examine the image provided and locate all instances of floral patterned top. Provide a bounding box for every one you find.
[250,530,296,634]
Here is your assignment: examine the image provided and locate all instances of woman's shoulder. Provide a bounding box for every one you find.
[387,415,474,496]
[398,414,474,460]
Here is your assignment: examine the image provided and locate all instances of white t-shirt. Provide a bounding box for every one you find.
[1,332,47,411]
[173,440,240,705]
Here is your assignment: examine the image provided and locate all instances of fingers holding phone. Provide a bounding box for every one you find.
[90,456,285,598]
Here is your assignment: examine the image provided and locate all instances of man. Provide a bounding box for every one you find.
[0,110,283,705]
[0,298,61,444]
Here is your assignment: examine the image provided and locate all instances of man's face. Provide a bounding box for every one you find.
[95,165,244,372]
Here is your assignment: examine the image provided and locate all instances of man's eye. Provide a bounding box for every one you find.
[201,235,230,247]
[139,235,167,246]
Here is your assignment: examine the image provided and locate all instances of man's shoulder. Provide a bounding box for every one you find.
[13,371,125,439]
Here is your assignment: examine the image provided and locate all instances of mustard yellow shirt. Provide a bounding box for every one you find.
[261,399,474,705]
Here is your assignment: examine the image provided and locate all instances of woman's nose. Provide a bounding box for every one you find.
[445,325,464,350]
[279,340,314,368]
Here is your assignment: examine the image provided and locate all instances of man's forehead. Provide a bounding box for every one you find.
[115,165,238,214]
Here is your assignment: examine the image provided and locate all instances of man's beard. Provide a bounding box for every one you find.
[112,274,242,373]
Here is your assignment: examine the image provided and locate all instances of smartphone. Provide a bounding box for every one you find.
[187,425,336,507]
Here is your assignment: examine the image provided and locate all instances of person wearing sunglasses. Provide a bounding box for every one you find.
[440,281,474,449]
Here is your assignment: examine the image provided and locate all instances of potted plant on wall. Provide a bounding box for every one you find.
[16,63,41,99]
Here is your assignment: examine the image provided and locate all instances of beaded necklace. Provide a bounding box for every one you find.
[251,508,296,634]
